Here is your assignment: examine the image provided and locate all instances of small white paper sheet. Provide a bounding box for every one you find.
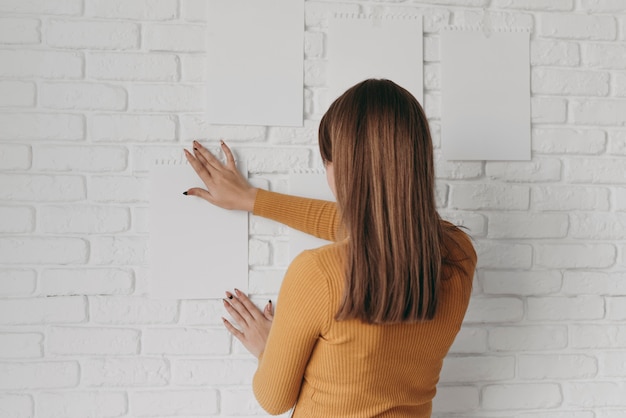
[206,0,304,126]
[288,171,336,262]
[150,162,248,299]
[441,28,531,161]
[328,14,423,105]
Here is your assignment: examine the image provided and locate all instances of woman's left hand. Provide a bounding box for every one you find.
[222,289,274,359]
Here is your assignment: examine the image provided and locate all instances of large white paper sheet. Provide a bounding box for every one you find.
[328,14,423,105]
[206,0,304,127]
[288,171,336,262]
[150,162,248,299]
[441,28,531,161]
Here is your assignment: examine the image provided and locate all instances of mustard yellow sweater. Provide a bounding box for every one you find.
[252,189,477,417]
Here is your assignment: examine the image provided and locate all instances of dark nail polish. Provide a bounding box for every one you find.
[268,299,272,304]
[193,147,198,151]
[183,191,188,195]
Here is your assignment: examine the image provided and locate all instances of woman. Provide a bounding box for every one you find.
[184,79,477,417]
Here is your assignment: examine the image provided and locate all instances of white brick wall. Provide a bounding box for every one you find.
[0,0,624,417]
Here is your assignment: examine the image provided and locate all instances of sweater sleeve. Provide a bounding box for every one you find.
[252,251,330,415]
[253,189,342,242]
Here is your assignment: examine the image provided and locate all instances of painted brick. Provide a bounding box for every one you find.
[448,327,488,353]
[173,358,257,385]
[0,333,43,358]
[489,326,568,350]
[433,386,479,413]
[0,144,31,170]
[0,238,88,265]
[48,326,140,355]
[39,205,129,234]
[40,268,133,296]
[268,121,317,146]
[33,145,128,172]
[221,388,266,415]
[180,117,267,142]
[144,24,206,52]
[130,390,218,416]
[535,244,616,268]
[599,352,626,377]
[487,213,568,238]
[0,361,79,389]
[0,269,36,296]
[0,50,82,79]
[86,0,178,20]
[129,84,204,112]
[440,356,514,383]
[38,391,127,418]
[0,0,82,15]
[494,0,573,10]
[249,238,271,266]
[90,296,178,324]
[583,43,626,69]
[475,241,533,269]
[87,52,178,81]
[0,394,33,418]
[581,0,626,11]
[450,184,530,210]
[454,10,534,28]
[179,54,206,82]
[40,82,127,111]
[0,296,85,325]
[143,328,230,355]
[606,296,626,320]
[486,159,561,182]
[90,236,148,265]
[571,325,626,348]
[46,20,140,49]
[89,176,149,203]
[531,40,580,66]
[532,185,610,211]
[540,13,616,40]
[608,130,626,155]
[565,382,626,407]
[563,271,626,295]
[571,99,626,126]
[248,269,286,295]
[0,80,36,107]
[570,212,626,240]
[464,297,524,323]
[532,68,609,96]
[613,73,626,97]
[91,114,177,142]
[618,187,626,211]
[532,128,606,154]
[304,31,324,59]
[434,153,483,180]
[527,296,604,320]
[0,113,84,141]
[0,18,39,44]
[566,158,626,183]
[483,383,562,409]
[531,97,567,123]
[82,357,170,387]
[0,206,34,233]
[481,270,562,295]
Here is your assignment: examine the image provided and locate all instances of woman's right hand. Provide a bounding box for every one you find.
[184,140,258,212]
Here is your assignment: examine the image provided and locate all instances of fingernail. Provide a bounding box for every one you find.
[268,299,272,304]
[234,288,241,296]
[193,147,198,151]
[220,139,225,145]
[226,291,233,299]
[183,191,188,195]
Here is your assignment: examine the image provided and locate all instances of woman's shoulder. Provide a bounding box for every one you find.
[439,220,477,277]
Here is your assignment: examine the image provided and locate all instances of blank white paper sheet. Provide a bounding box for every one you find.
[328,14,423,105]
[206,0,304,127]
[441,28,531,161]
[150,161,248,299]
[288,171,336,263]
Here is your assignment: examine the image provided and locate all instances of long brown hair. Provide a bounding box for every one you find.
[319,79,442,323]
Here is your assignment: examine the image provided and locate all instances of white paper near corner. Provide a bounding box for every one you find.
[288,171,336,263]
[206,0,304,127]
[150,161,248,299]
[328,14,423,105]
[441,28,531,161]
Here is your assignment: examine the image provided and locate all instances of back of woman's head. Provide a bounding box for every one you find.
[319,79,442,323]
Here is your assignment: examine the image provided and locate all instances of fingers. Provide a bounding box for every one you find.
[193,140,224,172]
[220,140,237,170]
[222,317,245,341]
[264,300,274,321]
[234,288,265,321]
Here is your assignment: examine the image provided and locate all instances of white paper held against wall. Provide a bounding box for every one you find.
[149,159,248,299]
